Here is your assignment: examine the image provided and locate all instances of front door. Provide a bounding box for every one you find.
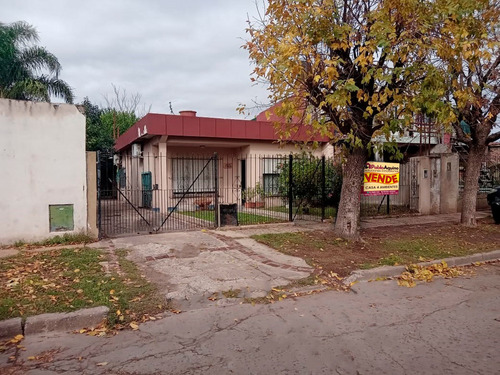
[141,172,152,208]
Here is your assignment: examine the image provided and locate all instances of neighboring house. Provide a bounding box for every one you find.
[114,110,334,214]
[0,99,95,245]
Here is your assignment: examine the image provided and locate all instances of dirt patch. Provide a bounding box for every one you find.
[252,217,500,278]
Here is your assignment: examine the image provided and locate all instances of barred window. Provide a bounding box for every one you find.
[172,158,215,193]
[263,157,282,195]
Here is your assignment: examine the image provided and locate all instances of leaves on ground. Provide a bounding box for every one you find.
[397,261,466,287]
[0,248,167,332]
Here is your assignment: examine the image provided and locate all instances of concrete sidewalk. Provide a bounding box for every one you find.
[102,228,314,310]
[360,210,491,229]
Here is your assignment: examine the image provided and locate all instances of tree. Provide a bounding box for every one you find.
[245,0,432,238]
[102,83,151,118]
[83,85,149,151]
[0,21,73,103]
[429,0,500,226]
[84,97,111,151]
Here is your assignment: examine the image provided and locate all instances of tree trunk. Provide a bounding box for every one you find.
[335,147,368,239]
[461,145,486,226]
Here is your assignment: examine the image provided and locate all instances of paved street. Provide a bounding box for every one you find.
[2,262,499,375]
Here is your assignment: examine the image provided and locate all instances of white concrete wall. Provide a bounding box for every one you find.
[0,99,87,244]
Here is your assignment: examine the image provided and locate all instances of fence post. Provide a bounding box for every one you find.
[214,152,220,228]
[96,151,102,239]
[288,154,293,222]
[387,194,390,215]
[321,156,326,221]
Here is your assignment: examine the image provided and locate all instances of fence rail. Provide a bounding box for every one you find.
[97,151,414,237]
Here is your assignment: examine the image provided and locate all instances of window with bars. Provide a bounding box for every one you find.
[172,158,215,193]
[263,157,282,195]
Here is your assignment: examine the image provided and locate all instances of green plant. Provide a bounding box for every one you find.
[277,153,342,209]
[0,21,73,102]
[242,182,265,202]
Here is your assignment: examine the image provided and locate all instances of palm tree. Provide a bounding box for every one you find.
[0,21,73,103]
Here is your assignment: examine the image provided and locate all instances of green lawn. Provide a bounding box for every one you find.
[180,210,285,225]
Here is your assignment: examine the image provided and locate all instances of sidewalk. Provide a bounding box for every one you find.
[360,210,491,229]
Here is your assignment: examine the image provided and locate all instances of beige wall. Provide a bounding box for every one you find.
[0,99,87,244]
[410,154,459,215]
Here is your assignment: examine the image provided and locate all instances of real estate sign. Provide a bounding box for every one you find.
[362,162,400,196]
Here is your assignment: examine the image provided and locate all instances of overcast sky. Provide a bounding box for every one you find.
[2,0,270,119]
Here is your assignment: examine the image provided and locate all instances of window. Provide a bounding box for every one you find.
[263,157,282,195]
[172,158,215,193]
[118,168,126,188]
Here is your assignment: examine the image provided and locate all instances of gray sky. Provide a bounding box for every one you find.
[2,0,269,119]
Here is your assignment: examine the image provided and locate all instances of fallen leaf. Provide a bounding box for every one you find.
[10,335,23,344]
[130,322,139,330]
[96,362,108,366]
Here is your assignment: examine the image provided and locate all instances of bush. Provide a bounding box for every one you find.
[277,153,342,208]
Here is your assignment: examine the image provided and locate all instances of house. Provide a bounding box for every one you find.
[113,110,334,217]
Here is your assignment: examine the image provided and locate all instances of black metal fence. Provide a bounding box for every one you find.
[97,151,413,237]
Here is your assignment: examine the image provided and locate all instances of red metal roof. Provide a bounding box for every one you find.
[114,113,329,151]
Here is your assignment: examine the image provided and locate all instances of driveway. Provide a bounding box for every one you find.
[97,223,318,310]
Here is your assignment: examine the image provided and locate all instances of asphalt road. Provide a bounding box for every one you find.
[2,263,499,375]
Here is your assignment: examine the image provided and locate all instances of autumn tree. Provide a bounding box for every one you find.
[245,0,432,238]
[429,0,500,226]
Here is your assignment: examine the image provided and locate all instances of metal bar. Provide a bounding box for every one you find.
[377,195,386,213]
[97,151,102,239]
[292,156,321,221]
[288,154,293,222]
[387,194,390,215]
[214,153,220,228]
[155,155,215,232]
[112,178,151,227]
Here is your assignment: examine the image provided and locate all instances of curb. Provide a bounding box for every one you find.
[0,318,22,339]
[344,249,500,285]
[0,306,109,339]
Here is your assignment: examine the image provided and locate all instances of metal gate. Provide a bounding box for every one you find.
[97,151,218,238]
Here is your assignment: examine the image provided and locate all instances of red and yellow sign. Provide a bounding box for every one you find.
[362,162,400,196]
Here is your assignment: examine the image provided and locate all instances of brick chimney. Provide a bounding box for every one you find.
[179,110,197,117]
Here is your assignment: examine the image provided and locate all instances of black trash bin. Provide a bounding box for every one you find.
[487,187,500,224]
[219,203,238,226]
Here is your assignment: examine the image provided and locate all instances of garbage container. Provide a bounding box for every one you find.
[487,187,500,224]
[219,203,238,226]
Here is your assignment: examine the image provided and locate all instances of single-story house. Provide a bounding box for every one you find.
[113,109,334,214]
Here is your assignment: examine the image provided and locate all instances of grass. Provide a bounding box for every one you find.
[12,232,95,248]
[180,210,285,225]
[251,221,500,276]
[0,248,165,327]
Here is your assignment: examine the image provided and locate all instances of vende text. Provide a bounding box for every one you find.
[364,173,399,185]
